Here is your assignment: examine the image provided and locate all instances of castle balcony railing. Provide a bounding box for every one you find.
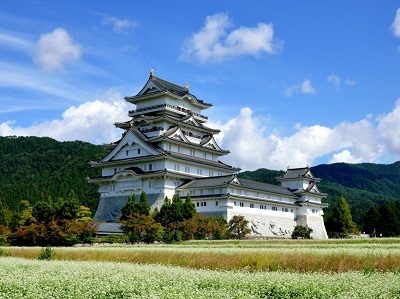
[129,104,208,121]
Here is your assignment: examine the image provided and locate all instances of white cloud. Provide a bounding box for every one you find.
[212,102,400,170]
[284,79,316,97]
[0,31,32,50]
[0,62,91,102]
[392,8,400,37]
[0,90,129,144]
[345,79,356,86]
[181,13,280,62]
[327,74,356,89]
[327,74,341,88]
[34,28,81,72]
[102,16,136,33]
[330,150,362,164]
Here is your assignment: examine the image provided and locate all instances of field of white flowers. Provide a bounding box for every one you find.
[0,257,399,299]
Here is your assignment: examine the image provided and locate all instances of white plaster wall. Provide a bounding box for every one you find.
[135,96,202,114]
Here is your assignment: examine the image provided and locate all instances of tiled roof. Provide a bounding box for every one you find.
[178,175,295,197]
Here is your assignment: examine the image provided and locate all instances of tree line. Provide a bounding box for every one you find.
[119,192,251,243]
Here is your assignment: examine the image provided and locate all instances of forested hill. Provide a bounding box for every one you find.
[239,162,400,228]
[1,136,399,230]
[0,136,107,214]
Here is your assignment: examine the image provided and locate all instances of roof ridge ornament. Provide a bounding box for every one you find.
[150,68,155,78]
[185,82,189,90]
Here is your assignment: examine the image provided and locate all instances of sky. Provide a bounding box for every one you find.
[1,1,400,170]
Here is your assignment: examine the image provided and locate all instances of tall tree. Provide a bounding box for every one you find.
[182,194,196,220]
[137,191,150,216]
[120,194,137,221]
[377,203,400,237]
[329,195,358,237]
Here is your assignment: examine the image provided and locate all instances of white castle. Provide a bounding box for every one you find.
[89,71,328,239]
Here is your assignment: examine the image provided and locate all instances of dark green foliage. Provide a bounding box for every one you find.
[38,246,53,260]
[120,192,150,221]
[120,194,137,221]
[376,203,400,237]
[326,196,358,238]
[56,190,80,220]
[33,201,55,223]
[0,200,7,226]
[0,136,106,213]
[291,225,313,239]
[121,214,164,243]
[228,215,250,239]
[138,191,150,216]
[182,195,197,220]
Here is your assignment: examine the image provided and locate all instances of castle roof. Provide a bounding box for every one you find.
[177,174,295,197]
[277,166,320,182]
[125,71,212,108]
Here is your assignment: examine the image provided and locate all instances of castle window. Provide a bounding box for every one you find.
[190,149,195,156]
[234,202,236,206]
[190,190,194,196]
[209,170,214,176]
[284,208,288,212]
[291,209,293,213]
[197,169,202,175]
[204,152,207,159]
[204,201,206,207]
[137,149,141,154]
[114,168,117,174]
[239,202,244,207]
[200,190,203,195]
[216,201,218,206]
[126,150,129,156]
[250,203,254,208]
[149,164,152,171]
[185,166,190,173]
[168,144,172,151]
[174,164,180,171]
[201,202,203,207]
[148,181,152,188]
[272,206,278,211]
[196,202,199,207]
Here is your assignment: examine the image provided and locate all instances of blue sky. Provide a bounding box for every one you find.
[1,1,400,170]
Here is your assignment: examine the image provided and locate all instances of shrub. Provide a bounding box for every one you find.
[38,246,53,260]
[291,225,313,239]
[228,215,250,239]
[121,214,164,244]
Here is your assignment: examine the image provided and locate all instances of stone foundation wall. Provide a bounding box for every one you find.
[94,193,164,222]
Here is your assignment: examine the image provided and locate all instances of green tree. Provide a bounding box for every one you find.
[291,225,313,239]
[137,191,150,216]
[182,194,196,220]
[18,200,35,226]
[329,195,358,238]
[170,194,184,222]
[156,196,172,227]
[0,199,7,226]
[120,194,137,221]
[76,206,92,222]
[56,190,79,220]
[377,203,400,237]
[227,215,250,239]
[32,201,55,223]
[121,214,164,243]
[363,207,380,235]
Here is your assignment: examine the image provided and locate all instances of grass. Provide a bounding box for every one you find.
[2,238,400,272]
